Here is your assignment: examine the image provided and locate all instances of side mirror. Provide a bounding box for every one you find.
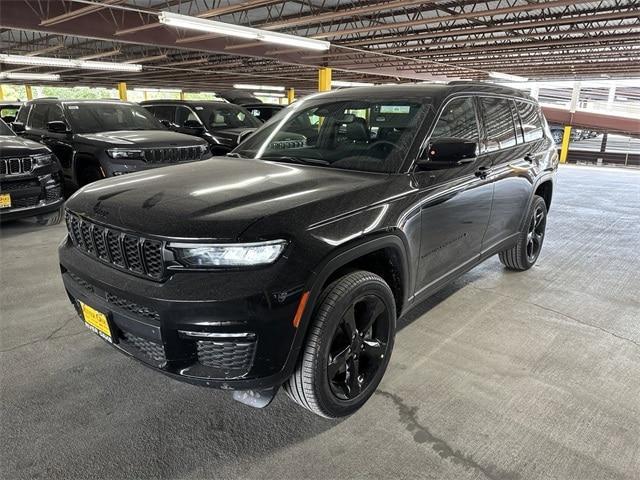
[183,119,205,131]
[11,122,26,133]
[417,138,477,170]
[47,120,70,134]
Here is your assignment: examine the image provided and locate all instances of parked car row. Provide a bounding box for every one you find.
[548,123,600,144]
[1,96,284,225]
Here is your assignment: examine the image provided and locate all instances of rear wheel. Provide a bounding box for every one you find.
[283,270,396,418]
[498,195,547,271]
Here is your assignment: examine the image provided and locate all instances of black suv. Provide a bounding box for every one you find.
[59,83,557,418]
[141,100,261,156]
[13,99,211,188]
[0,119,64,224]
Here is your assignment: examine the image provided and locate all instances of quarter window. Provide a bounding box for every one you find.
[431,97,478,142]
[479,97,518,151]
[516,101,544,142]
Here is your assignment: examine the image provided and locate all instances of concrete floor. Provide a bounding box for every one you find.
[1,165,639,480]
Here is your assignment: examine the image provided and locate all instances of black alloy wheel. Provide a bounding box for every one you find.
[327,294,391,400]
[526,203,546,263]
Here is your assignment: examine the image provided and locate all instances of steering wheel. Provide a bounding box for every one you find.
[366,140,396,156]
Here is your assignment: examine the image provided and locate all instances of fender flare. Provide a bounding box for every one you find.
[283,234,411,375]
[518,172,555,232]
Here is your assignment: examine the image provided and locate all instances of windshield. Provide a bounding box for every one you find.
[0,119,15,136]
[234,97,429,173]
[64,102,164,133]
[194,104,261,130]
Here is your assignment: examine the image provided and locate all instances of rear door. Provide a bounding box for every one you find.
[415,96,494,295]
[478,96,535,252]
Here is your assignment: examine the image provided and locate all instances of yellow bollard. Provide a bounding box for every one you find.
[318,68,332,92]
[117,82,127,101]
[559,126,571,164]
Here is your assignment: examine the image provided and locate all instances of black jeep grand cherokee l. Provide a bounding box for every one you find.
[13,99,210,188]
[0,119,64,224]
[59,83,557,418]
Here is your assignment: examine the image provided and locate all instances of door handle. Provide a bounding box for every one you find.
[508,163,533,173]
[475,166,490,179]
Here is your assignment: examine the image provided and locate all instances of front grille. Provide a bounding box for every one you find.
[121,332,166,362]
[12,196,40,208]
[65,211,165,280]
[0,179,39,192]
[196,340,256,373]
[142,146,202,164]
[106,292,160,322]
[0,157,33,176]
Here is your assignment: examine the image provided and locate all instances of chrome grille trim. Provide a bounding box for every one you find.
[0,157,35,175]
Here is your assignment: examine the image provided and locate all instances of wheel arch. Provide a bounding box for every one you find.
[72,152,103,186]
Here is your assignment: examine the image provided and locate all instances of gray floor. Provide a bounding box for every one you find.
[1,165,639,480]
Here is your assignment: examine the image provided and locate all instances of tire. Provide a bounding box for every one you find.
[498,195,547,271]
[36,207,64,226]
[283,270,396,418]
[551,129,563,144]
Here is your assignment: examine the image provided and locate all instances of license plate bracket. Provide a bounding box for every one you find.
[79,301,113,343]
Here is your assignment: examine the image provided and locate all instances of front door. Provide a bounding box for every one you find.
[415,96,494,296]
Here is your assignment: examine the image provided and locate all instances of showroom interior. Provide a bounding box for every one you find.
[0,0,638,479]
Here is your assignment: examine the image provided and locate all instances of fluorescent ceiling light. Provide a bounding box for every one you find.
[234,84,285,91]
[0,72,61,81]
[134,87,182,93]
[158,11,330,51]
[332,80,374,87]
[0,53,142,72]
[489,72,528,82]
[253,92,285,98]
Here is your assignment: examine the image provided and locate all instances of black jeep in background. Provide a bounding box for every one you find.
[141,100,261,156]
[13,99,211,189]
[0,118,64,224]
[60,83,557,418]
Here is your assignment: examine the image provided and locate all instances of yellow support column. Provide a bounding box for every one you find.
[25,85,33,100]
[0,85,4,101]
[559,126,571,164]
[287,88,295,104]
[180,91,186,100]
[117,82,127,101]
[318,68,332,92]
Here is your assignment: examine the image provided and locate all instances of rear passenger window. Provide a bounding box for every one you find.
[516,101,544,142]
[16,105,30,124]
[479,97,518,151]
[431,97,478,142]
[28,104,50,129]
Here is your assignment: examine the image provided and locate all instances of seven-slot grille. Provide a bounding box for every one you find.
[65,211,165,280]
[0,157,33,175]
[143,146,202,164]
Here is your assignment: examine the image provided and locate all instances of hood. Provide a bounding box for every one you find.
[75,130,206,147]
[65,157,390,240]
[0,135,50,156]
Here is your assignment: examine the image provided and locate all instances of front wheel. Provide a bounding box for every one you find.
[498,195,547,271]
[283,271,396,418]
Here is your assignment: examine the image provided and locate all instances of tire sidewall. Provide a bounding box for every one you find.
[311,274,396,418]
[519,196,547,268]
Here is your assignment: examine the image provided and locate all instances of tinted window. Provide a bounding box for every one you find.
[431,97,478,142]
[47,104,65,124]
[64,102,164,133]
[236,99,429,173]
[516,101,544,142]
[145,105,174,123]
[479,97,518,151]
[194,104,261,130]
[0,119,14,136]
[175,106,200,126]
[15,105,30,124]
[29,104,50,129]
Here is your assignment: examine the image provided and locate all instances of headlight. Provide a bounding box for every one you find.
[169,240,287,267]
[107,148,144,159]
[32,153,54,166]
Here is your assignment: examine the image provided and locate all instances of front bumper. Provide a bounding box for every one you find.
[59,237,307,390]
[0,171,64,221]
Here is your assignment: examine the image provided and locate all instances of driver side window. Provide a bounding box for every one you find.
[431,97,479,142]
